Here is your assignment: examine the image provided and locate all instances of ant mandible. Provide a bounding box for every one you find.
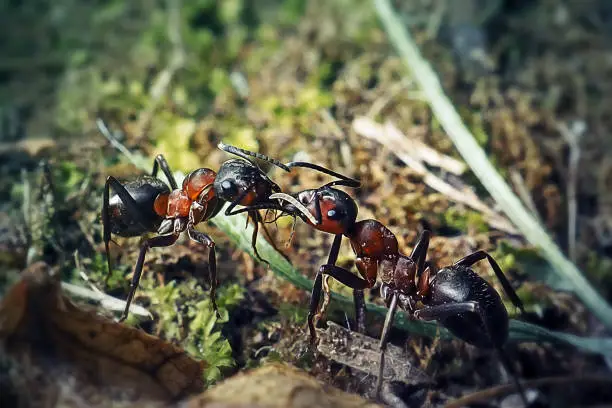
[273,186,529,406]
[99,119,356,322]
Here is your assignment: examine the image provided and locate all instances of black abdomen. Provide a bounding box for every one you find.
[108,176,169,237]
[429,266,509,348]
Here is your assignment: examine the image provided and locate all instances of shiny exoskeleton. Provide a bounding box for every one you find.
[101,130,291,323]
[100,120,360,323]
[274,186,528,405]
[103,154,225,322]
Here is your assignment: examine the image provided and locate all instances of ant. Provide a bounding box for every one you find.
[272,186,529,406]
[99,119,356,322]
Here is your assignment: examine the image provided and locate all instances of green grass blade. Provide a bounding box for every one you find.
[373,0,612,328]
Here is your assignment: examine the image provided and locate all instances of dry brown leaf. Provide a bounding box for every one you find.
[185,363,383,408]
[0,261,206,407]
[317,322,431,387]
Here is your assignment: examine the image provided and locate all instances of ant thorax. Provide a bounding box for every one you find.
[348,219,399,259]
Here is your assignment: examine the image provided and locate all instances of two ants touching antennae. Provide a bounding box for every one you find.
[99,120,357,322]
[99,123,529,407]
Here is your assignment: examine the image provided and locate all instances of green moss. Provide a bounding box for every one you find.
[279,0,307,25]
[278,303,308,324]
[147,279,245,386]
[585,251,612,299]
[150,113,202,172]
[470,114,489,146]
[441,207,488,233]
[224,127,260,152]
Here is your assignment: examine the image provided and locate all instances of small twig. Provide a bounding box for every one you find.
[366,78,414,118]
[60,282,152,318]
[96,119,142,166]
[67,251,152,318]
[509,169,543,225]
[557,121,584,263]
[319,109,354,171]
[353,116,518,234]
[374,0,612,328]
[354,116,466,175]
[443,374,612,408]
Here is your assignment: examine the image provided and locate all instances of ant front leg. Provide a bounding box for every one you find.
[353,289,366,334]
[308,234,342,344]
[120,233,180,322]
[187,229,220,318]
[247,210,269,265]
[151,154,178,189]
[454,250,526,314]
[313,261,372,337]
[257,210,292,263]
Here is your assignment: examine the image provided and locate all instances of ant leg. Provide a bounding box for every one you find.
[315,275,332,327]
[353,290,366,334]
[409,230,431,275]
[315,263,372,334]
[375,293,398,399]
[285,162,361,188]
[258,211,292,262]
[414,301,478,321]
[187,229,220,318]
[120,233,180,322]
[224,202,283,216]
[102,176,153,285]
[151,154,178,189]
[494,345,530,408]
[247,210,269,264]
[454,250,526,314]
[218,142,291,171]
[223,187,263,217]
[308,234,342,344]
[318,265,371,289]
[415,302,529,407]
[416,261,437,297]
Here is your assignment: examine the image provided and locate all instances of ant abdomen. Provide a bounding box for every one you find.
[427,265,509,348]
[108,175,170,237]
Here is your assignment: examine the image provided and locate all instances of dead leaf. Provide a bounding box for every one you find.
[317,322,431,388]
[0,262,206,407]
[185,363,383,408]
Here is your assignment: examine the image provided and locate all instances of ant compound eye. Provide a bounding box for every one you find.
[327,208,343,220]
[221,180,237,195]
[299,192,311,205]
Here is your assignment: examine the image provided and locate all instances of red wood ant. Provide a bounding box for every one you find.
[99,120,357,322]
[272,185,529,406]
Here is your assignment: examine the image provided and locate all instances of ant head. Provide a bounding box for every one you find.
[280,186,358,235]
[214,159,279,205]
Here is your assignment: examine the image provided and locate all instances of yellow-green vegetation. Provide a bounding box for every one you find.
[145,279,245,384]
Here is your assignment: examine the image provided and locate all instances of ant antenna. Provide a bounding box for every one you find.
[218,142,291,172]
[286,161,361,188]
